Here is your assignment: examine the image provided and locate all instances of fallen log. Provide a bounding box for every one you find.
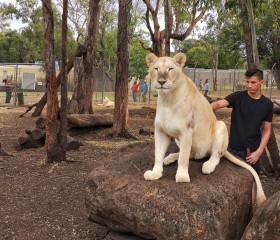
[66,135,83,151]
[36,117,46,129]
[67,113,113,128]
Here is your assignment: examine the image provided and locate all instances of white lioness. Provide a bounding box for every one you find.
[98,97,115,108]
[144,53,266,205]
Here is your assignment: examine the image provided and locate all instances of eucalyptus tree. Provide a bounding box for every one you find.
[58,0,69,162]
[42,0,61,163]
[80,0,101,114]
[113,0,133,138]
[141,0,211,57]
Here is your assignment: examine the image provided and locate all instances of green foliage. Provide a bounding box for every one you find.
[256,0,280,69]
[0,31,31,62]
[129,39,150,79]
[0,1,77,63]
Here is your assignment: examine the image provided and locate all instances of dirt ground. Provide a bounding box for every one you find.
[0,99,280,240]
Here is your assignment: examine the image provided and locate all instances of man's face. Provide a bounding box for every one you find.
[246,76,264,94]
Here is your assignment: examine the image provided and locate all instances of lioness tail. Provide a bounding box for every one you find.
[223,151,266,206]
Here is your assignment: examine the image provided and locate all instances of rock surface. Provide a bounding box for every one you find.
[241,190,280,240]
[85,141,255,240]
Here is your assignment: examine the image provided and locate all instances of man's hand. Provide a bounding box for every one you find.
[246,149,262,165]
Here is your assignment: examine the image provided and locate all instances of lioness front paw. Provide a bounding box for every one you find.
[144,170,162,181]
[202,161,216,174]
[176,172,190,182]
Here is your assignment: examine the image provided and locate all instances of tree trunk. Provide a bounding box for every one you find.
[58,0,68,162]
[80,0,101,114]
[113,0,132,137]
[68,57,85,114]
[239,0,255,68]
[164,0,171,56]
[42,0,62,163]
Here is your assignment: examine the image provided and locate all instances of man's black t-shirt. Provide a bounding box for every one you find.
[225,91,273,151]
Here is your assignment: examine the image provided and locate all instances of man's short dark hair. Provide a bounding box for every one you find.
[245,68,263,80]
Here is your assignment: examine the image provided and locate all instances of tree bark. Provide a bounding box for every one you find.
[80,0,101,114]
[58,0,68,162]
[112,0,133,138]
[42,0,62,163]
[239,0,255,68]
[68,57,85,114]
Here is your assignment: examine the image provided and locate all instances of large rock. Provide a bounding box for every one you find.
[241,190,280,239]
[85,142,254,240]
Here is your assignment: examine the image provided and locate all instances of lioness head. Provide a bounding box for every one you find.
[103,96,110,103]
[146,53,186,93]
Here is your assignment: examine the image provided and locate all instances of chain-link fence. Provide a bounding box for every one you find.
[184,68,279,100]
[1,64,279,105]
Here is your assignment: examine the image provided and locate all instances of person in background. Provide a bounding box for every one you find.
[141,80,149,102]
[131,81,140,102]
[198,79,203,91]
[204,79,210,99]
[3,79,12,104]
[211,67,273,207]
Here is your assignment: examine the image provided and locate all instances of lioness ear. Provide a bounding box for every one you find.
[173,53,186,69]
[146,53,158,67]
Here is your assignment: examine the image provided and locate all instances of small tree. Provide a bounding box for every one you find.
[112,0,133,138]
[42,0,61,163]
[58,0,68,162]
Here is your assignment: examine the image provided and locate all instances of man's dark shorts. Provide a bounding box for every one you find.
[228,147,260,174]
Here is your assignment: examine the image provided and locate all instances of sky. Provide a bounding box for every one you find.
[1,0,27,30]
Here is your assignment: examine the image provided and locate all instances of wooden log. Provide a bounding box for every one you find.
[18,136,31,145]
[66,135,82,151]
[36,117,46,129]
[25,128,45,140]
[67,113,113,128]
[31,129,46,141]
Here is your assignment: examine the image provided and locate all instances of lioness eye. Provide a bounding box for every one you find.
[168,68,174,71]
[154,68,158,71]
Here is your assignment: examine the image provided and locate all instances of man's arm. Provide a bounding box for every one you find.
[211,99,229,111]
[246,121,272,164]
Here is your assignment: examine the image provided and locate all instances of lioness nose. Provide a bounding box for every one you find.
[158,80,166,86]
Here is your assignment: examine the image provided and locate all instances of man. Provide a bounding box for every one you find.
[131,81,139,102]
[141,80,149,102]
[211,68,273,209]
[211,68,273,173]
[3,79,13,104]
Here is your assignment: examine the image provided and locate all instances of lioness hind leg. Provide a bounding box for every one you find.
[202,121,228,174]
[163,153,179,165]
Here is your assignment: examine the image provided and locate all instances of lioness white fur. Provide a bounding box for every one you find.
[98,97,115,108]
[144,53,266,205]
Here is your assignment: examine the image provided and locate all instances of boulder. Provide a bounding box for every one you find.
[85,142,255,240]
[241,190,280,240]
